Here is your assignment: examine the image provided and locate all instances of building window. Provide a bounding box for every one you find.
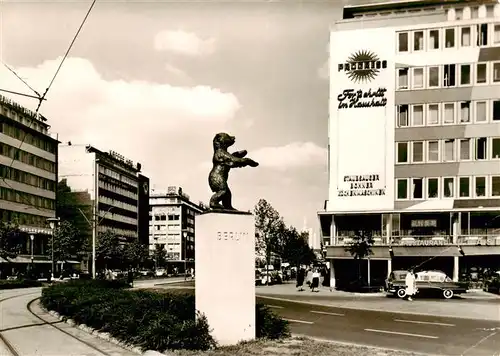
[459,138,471,161]
[443,177,454,198]
[429,29,440,49]
[445,28,455,48]
[444,139,455,161]
[427,141,439,162]
[475,101,487,122]
[397,142,409,163]
[413,68,424,88]
[476,63,487,84]
[397,179,408,200]
[427,178,439,199]
[444,103,455,124]
[412,105,424,126]
[398,32,409,52]
[398,68,409,89]
[492,176,500,196]
[459,177,470,198]
[477,24,488,46]
[427,104,439,125]
[460,101,471,123]
[492,138,500,159]
[461,26,471,46]
[414,31,424,51]
[493,62,500,83]
[443,64,456,87]
[475,176,486,198]
[429,66,440,87]
[494,24,500,44]
[494,101,500,121]
[460,64,471,85]
[475,137,487,160]
[412,178,423,199]
[397,105,409,127]
[412,142,424,163]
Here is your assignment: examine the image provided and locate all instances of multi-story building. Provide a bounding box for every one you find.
[0,94,59,274]
[58,144,149,250]
[149,186,207,271]
[319,0,500,286]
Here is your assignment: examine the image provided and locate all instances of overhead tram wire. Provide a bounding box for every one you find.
[0,0,98,214]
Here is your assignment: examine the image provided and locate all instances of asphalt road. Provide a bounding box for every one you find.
[258,297,500,356]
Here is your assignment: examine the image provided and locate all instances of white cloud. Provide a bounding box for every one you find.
[0,56,240,185]
[250,142,327,170]
[154,30,216,56]
[317,59,329,80]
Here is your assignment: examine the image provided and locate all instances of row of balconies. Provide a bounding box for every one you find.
[333,234,500,246]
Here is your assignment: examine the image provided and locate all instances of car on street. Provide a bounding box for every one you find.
[155,268,167,277]
[386,269,468,299]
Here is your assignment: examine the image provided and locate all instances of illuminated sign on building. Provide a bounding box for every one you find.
[338,50,387,83]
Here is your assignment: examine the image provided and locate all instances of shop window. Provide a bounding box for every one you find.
[398,32,409,52]
[475,176,486,197]
[459,139,471,160]
[397,142,409,163]
[412,105,424,126]
[428,141,439,162]
[412,178,423,199]
[427,178,439,198]
[460,101,471,123]
[397,179,408,199]
[413,31,424,51]
[459,177,470,198]
[475,137,487,160]
[445,28,455,48]
[443,177,454,198]
[492,138,500,159]
[492,176,500,197]
[460,64,471,85]
[429,66,440,87]
[476,63,487,84]
[444,139,455,161]
[475,101,487,122]
[412,142,424,163]
[443,64,456,87]
[461,26,471,46]
[429,29,440,49]
[427,104,439,125]
[444,103,455,124]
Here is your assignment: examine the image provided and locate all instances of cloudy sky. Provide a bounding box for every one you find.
[0,0,371,232]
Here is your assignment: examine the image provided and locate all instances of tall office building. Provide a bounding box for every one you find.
[319,0,500,285]
[0,94,59,272]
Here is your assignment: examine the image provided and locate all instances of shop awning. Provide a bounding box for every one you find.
[326,246,391,260]
[392,246,462,257]
[461,246,500,256]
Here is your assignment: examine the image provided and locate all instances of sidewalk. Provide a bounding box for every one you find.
[256,283,500,322]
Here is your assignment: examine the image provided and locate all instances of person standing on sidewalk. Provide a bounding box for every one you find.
[296,267,305,291]
[405,269,417,301]
[311,268,321,292]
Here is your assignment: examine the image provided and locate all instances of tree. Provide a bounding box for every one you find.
[254,199,285,283]
[0,221,23,260]
[345,230,374,286]
[282,227,316,268]
[153,244,167,269]
[96,230,122,271]
[123,240,148,270]
[47,221,84,268]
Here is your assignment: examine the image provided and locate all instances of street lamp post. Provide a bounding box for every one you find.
[30,234,34,273]
[47,217,60,280]
[183,231,188,281]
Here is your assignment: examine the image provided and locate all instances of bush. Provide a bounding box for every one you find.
[40,281,290,352]
[0,279,42,289]
[256,303,290,339]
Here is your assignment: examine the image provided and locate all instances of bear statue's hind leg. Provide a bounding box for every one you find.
[209,191,225,210]
[221,188,236,210]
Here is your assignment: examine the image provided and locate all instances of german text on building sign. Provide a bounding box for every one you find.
[338,174,386,197]
[337,88,387,109]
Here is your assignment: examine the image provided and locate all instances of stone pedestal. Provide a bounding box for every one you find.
[195,211,256,346]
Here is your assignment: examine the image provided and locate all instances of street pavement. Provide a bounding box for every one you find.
[0,288,137,356]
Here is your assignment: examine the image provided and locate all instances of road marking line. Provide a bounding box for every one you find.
[394,319,455,327]
[311,310,345,316]
[364,328,439,339]
[266,305,284,309]
[284,318,314,325]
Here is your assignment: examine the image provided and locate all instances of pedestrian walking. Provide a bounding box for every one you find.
[127,270,134,287]
[311,268,321,292]
[296,267,305,291]
[405,269,417,301]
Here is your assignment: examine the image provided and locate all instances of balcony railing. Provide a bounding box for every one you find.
[334,234,500,247]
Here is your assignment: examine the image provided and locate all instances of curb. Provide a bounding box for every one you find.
[45,309,168,356]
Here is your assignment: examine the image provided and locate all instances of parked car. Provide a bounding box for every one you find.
[386,269,467,299]
[155,269,167,277]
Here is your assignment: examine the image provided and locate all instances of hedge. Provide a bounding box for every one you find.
[0,279,42,289]
[40,280,289,352]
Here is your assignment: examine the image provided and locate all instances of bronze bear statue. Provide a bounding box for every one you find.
[208,132,259,211]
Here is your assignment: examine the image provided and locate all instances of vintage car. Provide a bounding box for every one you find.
[385,269,468,299]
